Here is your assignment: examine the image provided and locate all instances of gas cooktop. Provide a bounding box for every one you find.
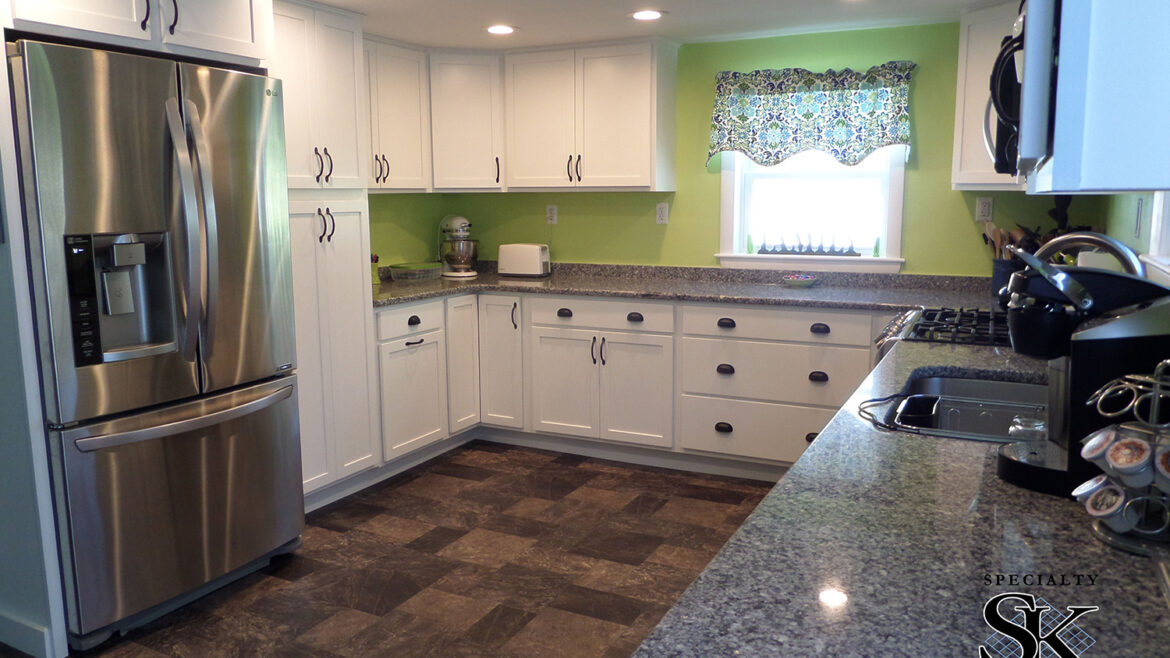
[903,307,1011,347]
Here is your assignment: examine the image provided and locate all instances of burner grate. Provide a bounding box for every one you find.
[903,307,1011,347]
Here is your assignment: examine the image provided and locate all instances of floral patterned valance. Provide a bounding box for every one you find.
[707,61,917,167]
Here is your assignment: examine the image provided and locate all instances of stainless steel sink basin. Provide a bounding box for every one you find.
[886,376,1047,442]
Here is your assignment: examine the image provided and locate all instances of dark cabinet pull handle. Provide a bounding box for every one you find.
[716,363,735,375]
[495,156,500,184]
[627,312,644,323]
[808,371,829,383]
[717,317,736,329]
[373,155,382,183]
[381,155,389,183]
[140,0,150,30]
[557,308,573,318]
[323,147,334,182]
[407,315,421,326]
[168,0,178,34]
[314,147,323,182]
[405,338,424,346]
[590,336,597,364]
[806,432,818,443]
[575,154,581,181]
[810,322,831,335]
[316,208,327,243]
[325,208,336,242]
[715,422,734,434]
[600,337,607,365]
[510,302,518,329]
[567,155,573,182]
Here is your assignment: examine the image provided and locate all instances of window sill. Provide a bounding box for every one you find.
[715,253,905,274]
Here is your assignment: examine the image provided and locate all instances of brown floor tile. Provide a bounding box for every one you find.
[430,562,498,595]
[351,513,435,544]
[504,497,556,518]
[296,609,382,653]
[463,604,536,649]
[480,512,556,538]
[515,469,598,501]
[247,586,343,637]
[263,552,329,583]
[574,560,696,606]
[550,584,647,625]
[428,461,503,481]
[652,496,740,528]
[570,528,664,566]
[76,641,167,657]
[644,544,714,574]
[396,472,478,500]
[298,564,424,616]
[338,610,452,658]
[397,587,498,632]
[676,483,749,505]
[622,493,670,517]
[438,528,539,567]
[188,571,290,616]
[405,526,469,553]
[511,544,602,576]
[564,486,640,510]
[468,563,574,612]
[552,453,589,466]
[501,608,627,658]
[307,500,386,532]
[373,491,490,530]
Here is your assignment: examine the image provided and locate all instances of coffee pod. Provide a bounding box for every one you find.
[1156,446,1170,495]
[1080,426,1118,476]
[1106,436,1154,489]
[1085,484,1139,534]
[1072,474,1110,503]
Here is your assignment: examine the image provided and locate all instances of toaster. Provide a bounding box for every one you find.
[498,243,551,277]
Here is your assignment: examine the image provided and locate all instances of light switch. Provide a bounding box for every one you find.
[102,270,135,315]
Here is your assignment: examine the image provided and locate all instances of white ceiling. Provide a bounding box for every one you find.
[329,0,998,50]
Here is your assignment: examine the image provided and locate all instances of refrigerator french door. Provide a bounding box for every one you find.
[9,40,302,641]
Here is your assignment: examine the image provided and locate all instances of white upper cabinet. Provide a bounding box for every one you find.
[951,1,1024,190]
[271,1,365,190]
[11,0,270,61]
[505,41,677,190]
[365,40,432,190]
[430,53,505,190]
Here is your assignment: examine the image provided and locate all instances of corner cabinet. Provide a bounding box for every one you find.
[271,1,365,190]
[364,40,432,190]
[478,295,524,429]
[951,1,1025,190]
[429,53,505,190]
[504,41,677,190]
[445,296,481,433]
[289,199,379,494]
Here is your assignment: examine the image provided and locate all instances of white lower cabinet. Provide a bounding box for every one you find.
[446,296,481,433]
[479,295,524,428]
[380,328,449,459]
[290,199,379,494]
[530,327,600,437]
[679,395,835,463]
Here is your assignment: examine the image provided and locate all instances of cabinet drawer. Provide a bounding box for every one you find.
[681,337,870,407]
[377,300,444,341]
[529,296,673,332]
[681,305,872,346]
[679,395,835,463]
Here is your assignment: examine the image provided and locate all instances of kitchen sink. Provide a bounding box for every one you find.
[885,376,1048,442]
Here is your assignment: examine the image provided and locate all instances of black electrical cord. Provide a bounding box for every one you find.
[857,393,916,433]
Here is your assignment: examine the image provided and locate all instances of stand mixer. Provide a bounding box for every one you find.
[438,215,478,278]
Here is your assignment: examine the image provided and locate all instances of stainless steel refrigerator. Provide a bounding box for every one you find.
[8,40,303,646]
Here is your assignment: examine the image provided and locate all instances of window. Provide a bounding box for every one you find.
[718,145,908,272]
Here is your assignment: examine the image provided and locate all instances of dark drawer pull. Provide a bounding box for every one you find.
[806,432,818,443]
[808,371,829,383]
[810,322,831,335]
[716,363,735,375]
[627,312,644,323]
[717,317,736,329]
[407,315,421,326]
[557,308,573,318]
[405,338,425,346]
[715,422,734,434]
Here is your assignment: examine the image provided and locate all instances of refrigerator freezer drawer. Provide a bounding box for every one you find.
[57,376,304,635]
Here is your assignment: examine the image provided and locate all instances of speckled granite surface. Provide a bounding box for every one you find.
[634,341,1169,657]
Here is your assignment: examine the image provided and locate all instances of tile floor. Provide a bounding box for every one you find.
[43,441,775,657]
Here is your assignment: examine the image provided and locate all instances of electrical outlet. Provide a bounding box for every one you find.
[656,202,670,225]
[976,197,994,222]
[546,204,557,225]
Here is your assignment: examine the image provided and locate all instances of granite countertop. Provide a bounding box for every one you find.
[373,271,995,311]
[634,340,1170,657]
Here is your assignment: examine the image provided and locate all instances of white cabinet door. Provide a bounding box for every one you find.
[505,50,577,188]
[952,1,1024,190]
[12,0,152,41]
[599,331,672,447]
[446,296,481,433]
[313,11,365,189]
[289,205,334,493]
[576,43,653,187]
[478,295,523,429]
[530,327,599,438]
[430,53,504,189]
[271,3,318,188]
[369,42,431,190]
[381,332,449,459]
[160,0,267,59]
[322,206,378,476]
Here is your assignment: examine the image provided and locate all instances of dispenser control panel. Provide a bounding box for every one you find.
[64,235,102,366]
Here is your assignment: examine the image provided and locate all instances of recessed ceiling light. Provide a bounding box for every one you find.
[487,24,515,35]
[632,10,664,21]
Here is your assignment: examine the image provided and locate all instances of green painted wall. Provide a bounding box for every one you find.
[1103,192,1154,254]
[370,22,1099,275]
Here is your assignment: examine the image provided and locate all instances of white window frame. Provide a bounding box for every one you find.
[717,146,908,273]
[1140,190,1170,285]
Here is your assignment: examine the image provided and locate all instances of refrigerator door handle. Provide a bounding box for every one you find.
[73,385,293,452]
[185,100,220,357]
[165,97,202,362]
